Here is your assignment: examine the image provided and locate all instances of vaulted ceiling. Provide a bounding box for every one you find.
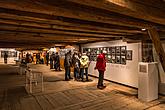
[0,0,165,48]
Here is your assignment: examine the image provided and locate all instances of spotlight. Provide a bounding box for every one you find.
[141,28,146,31]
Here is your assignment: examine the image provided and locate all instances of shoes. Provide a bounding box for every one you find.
[97,85,106,89]
[65,79,70,81]
[69,77,73,79]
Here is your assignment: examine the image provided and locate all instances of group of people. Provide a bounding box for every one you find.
[64,50,107,89]
[48,52,61,71]
[25,53,44,64]
[64,50,90,82]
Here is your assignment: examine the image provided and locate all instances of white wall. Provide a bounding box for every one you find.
[82,40,141,88]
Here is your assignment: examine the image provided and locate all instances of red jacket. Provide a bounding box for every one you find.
[95,53,106,71]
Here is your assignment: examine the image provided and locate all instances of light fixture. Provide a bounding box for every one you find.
[141,28,146,31]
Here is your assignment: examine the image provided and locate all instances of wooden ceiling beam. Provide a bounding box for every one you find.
[66,0,165,26]
[0,23,135,36]
[0,16,144,34]
[0,28,124,39]
[0,5,153,28]
[0,32,113,43]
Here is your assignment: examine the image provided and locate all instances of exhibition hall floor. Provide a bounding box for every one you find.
[0,64,165,110]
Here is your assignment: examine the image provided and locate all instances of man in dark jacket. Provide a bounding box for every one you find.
[54,52,61,71]
[95,50,106,89]
[64,51,72,81]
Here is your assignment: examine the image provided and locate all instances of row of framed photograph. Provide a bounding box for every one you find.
[83,46,127,55]
[83,47,132,65]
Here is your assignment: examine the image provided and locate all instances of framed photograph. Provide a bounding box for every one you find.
[103,47,107,54]
[111,47,116,54]
[126,50,132,60]
[121,46,126,55]
[94,55,97,61]
[107,47,112,54]
[116,55,121,64]
[86,52,91,57]
[83,48,88,53]
[96,48,101,54]
[115,46,121,55]
[107,54,112,63]
[121,56,126,65]
[90,55,94,61]
[88,48,91,52]
[91,48,96,55]
[112,54,116,63]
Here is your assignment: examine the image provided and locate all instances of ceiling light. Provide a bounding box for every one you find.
[141,28,146,31]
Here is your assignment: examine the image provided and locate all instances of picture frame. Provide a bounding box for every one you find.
[121,46,126,55]
[115,55,121,64]
[91,48,96,55]
[96,48,100,54]
[115,46,121,55]
[102,47,107,54]
[111,47,116,54]
[112,54,116,63]
[89,55,93,61]
[126,50,132,60]
[107,54,112,63]
[121,56,126,65]
[83,48,88,53]
[107,47,112,54]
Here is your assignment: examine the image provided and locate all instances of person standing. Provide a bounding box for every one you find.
[72,52,80,81]
[95,50,106,89]
[4,52,8,64]
[80,53,89,82]
[50,52,55,69]
[54,52,61,71]
[36,53,40,64]
[64,51,72,81]
[46,52,49,66]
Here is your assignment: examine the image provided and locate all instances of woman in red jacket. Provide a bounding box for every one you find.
[95,50,106,89]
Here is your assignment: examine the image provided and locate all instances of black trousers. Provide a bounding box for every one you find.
[98,70,104,86]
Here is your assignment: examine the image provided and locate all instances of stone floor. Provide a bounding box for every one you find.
[0,64,165,110]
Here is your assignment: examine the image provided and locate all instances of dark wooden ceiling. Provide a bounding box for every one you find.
[0,0,165,48]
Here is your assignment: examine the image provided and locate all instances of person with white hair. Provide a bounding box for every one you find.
[80,53,89,81]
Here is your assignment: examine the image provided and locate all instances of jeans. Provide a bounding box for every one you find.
[65,67,71,80]
[98,70,104,86]
[80,68,88,81]
[74,68,79,79]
